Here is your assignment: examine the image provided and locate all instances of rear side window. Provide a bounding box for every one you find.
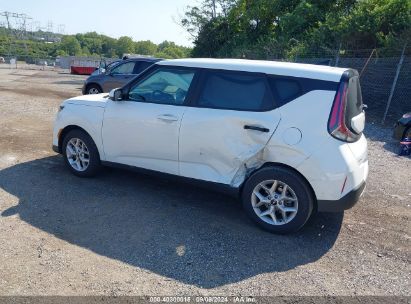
[197,71,273,111]
[269,79,301,105]
[134,61,154,74]
[268,76,339,106]
[345,75,363,130]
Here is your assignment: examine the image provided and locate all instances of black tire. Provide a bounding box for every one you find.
[62,129,101,177]
[86,84,102,94]
[241,166,314,234]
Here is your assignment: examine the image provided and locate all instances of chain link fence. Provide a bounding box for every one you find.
[245,46,411,125]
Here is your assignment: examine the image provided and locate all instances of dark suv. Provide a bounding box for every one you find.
[82,57,161,94]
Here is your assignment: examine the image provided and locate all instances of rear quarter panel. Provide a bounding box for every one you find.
[263,90,351,200]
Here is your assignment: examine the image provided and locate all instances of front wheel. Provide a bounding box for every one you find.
[62,129,101,177]
[86,84,102,94]
[241,166,314,234]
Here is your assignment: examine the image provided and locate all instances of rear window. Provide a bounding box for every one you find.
[197,71,273,111]
[345,75,363,131]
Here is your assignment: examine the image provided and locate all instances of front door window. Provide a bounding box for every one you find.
[128,68,195,105]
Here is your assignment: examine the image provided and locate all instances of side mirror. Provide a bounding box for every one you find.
[109,88,123,101]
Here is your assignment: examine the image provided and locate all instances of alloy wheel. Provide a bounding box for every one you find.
[251,179,298,225]
[66,138,90,172]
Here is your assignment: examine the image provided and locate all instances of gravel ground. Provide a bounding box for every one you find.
[0,67,409,296]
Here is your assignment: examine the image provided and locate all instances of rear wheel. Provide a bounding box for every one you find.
[399,126,411,155]
[86,84,102,94]
[62,129,101,177]
[242,166,314,234]
[402,126,411,140]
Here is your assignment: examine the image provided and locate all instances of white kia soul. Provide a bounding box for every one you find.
[53,59,368,233]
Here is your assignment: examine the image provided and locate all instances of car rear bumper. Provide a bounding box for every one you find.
[317,181,366,212]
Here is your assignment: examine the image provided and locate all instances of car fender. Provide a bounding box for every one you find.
[54,104,106,160]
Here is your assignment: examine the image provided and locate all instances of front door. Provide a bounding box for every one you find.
[103,61,136,91]
[102,66,197,175]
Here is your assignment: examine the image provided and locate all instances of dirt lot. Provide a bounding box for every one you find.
[0,67,409,296]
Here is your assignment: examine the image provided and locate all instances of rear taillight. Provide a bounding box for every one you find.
[328,79,360,142]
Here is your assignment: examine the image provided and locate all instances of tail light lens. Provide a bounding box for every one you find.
[328,78,361,142]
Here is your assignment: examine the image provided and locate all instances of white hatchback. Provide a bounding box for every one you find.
[53,58,368,233]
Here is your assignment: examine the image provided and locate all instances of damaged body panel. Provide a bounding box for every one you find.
[178,107,281,186]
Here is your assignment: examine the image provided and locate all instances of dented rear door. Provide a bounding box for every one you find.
[178,70,281,186]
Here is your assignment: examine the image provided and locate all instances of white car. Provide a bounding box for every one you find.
[53,58,368,233]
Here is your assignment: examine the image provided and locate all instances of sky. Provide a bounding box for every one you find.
[0,0,196,46]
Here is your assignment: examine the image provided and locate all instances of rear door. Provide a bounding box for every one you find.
[179,69,281,186]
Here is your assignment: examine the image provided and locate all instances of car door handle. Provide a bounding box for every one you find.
[157,114,179,122]
[244,125,270,133]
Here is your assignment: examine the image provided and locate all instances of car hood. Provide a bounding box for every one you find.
[64,93,109,108]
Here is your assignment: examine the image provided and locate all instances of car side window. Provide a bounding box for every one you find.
[134,61,154,74]
[128,68,195,105]
[197,71,274,111]
[111,62,135,75]
[269,78,302,106]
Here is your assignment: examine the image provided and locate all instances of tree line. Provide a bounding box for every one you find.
[1,0,410,61]
[0,29,191,60]
[181,0,411,59]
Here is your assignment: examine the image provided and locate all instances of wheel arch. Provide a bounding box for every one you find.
[240,161,318,211]
[58,125,97,155]
[85,82,103,93]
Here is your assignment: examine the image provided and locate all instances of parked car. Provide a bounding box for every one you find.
[0,56,5,63]
[82,57,161,94]
[393,112,411,141]
[53,58,368,233]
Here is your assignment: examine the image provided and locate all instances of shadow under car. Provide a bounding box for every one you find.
[0,156,343,288]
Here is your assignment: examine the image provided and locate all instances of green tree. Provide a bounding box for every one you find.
[101,36,118,57]
[116,36,134,57]
[134,40,158,55]
[182,0,411,59]
[156,40,191,58]
[60,35,81,56]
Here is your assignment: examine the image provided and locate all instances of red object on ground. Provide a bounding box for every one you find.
[70,66,96,75]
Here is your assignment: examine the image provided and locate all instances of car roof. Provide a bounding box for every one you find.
[157,58,348,82]
[124,57,161,63]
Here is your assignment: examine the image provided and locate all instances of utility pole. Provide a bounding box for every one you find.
[211,0,216,18]
[0,11,33,61]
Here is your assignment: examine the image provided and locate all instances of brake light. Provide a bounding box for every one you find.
[328,79,359,142]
